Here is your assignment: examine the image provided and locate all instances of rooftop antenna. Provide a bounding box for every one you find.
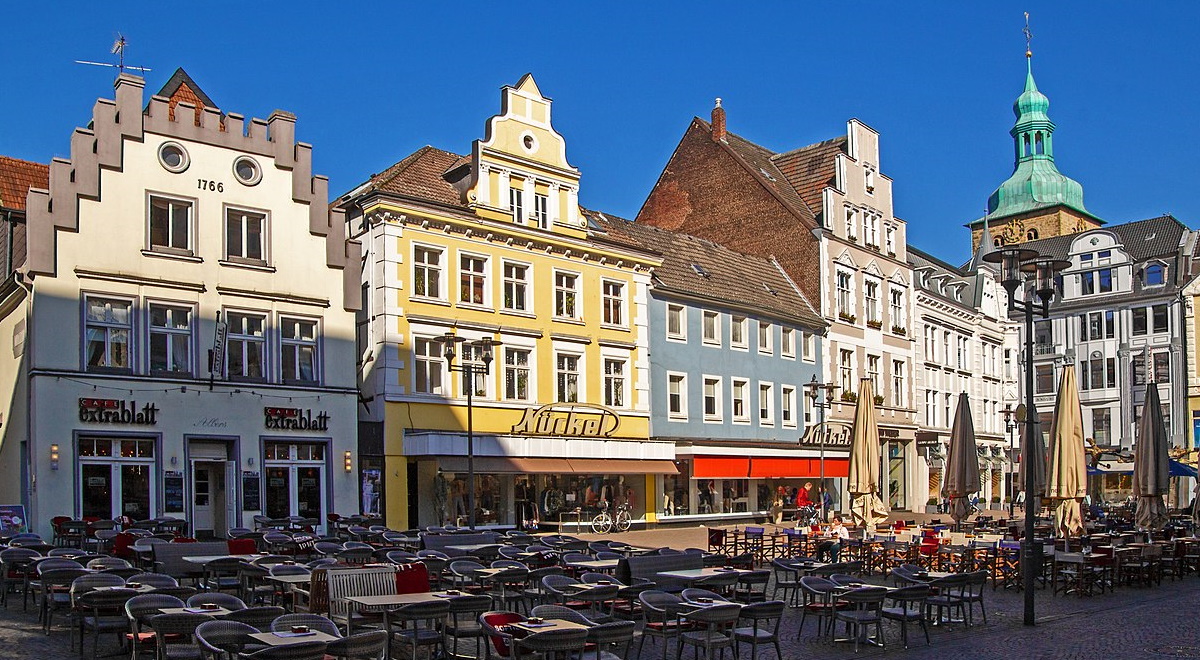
[75,34,152,74]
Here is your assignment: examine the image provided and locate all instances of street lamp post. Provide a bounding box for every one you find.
[984,247,1069,627]
[804,375,840,522]
[439,332,497,530]
[1002,406,1018,518]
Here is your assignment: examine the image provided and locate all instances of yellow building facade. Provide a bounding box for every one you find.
[343,75,667,530]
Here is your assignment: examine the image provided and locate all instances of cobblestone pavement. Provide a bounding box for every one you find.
[3,542,1196,659]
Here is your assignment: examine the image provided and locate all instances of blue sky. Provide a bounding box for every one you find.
[3,2,1197,265]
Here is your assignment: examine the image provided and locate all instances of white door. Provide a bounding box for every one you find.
[192,463,214,535]
[225,461,241,533]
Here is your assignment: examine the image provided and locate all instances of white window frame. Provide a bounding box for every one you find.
[532,191,549,229]
[503,345,533,401]
[703,376,723,422]
[601,279,626,328]
[731,378,750,423]
[225,309,267,381]
[867,354,881,394]
[757,321,773,355]
[864,279,880,324]
[509,185,524,223]
[223,205,268,265]
[889,288,904,330]
[413,335,446,395]
[603,357,627,408]
[730,315,748,350]
[801,331,815,362]
[667,372,688,421]
[666,304,686,341]
[554,270,581,321]
[891,360,905,408]
[555,352,582,403]
[458,252,490,307]
[457,338,494,399]
[702,311,721,346]
[501,260,531,313]
[845,207,857,240]
[839,349,855,394]
[836,270,854,319]
[412,244,445,301]
[758,381,774,426]
[147,301,194,376]
[147,193,195,256]
[279,315,320,385]
[781,385,797,428]
[84,295,134,373]
[780,327,794,358]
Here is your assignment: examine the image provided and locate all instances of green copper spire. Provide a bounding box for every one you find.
[985,52,1089,220]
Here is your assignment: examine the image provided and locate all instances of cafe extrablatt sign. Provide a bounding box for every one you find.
[78,398,159,425]
[264,407,330,431]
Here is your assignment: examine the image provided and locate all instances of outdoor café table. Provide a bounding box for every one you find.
[656,567,749,585]
[249,630,340,647]
[182,555,247,566]
[444,543,498,554]
[907,571,953,582]
[1053,552,1106,596]
[780,559,830,576]
[567,559,619,572]
[266,573,313,586]
[159,606,232,616]
[94,583,155,593]
[511,619,589,635]
[345,591,468,653]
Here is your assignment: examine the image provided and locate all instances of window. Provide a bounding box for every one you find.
[1035,364,1054,393]
[944,393,953,425]
[1081,310,1115,340]
[865,169,876,193]
[780,327,794,357]
[554,272,580,320]
[885,226,896,254]
[556,354,580,402]
[836,271,853,318]
[601,280,625,326]
[1153,352,1171,383]
[864,214,878,246]
[78,438,155,522]
[759,383,774,424]
[942,331,952,364]
[84,297,132,371]
[460,342,490,397]
[532,192,548,228]
[1092,408,1111,446]
[867,355,881,393]
[226,311,266,380]
[509,186,524,223]
[890,289,903,329]
[232,156,261,186]
[703,377,722,421]
[781,385,796,427]
[1080,357,1116,390]
[280,317,318,383]
[702,311,720,345]
[1004,349,1013,379]
[603,359,626,407]
[668,374,687,419]
[413,246,443,299]
[925,389,937,426]
[845,208,857,239]
[1144,264,1165,286]
[148,195,192,254]
[730,316,748,348]
[413,337,444,394]
[1131,354,1146,386]
[502,262,529,312]
[925,325,936,361]
[1133,304,1170,335]
[839,349,854,393]
[158,141,189,172]
[891,360,905,407]
[148,303,191,375]
[758,321,772,355]
[731,379,749,421]
[801,331,814,361]
[1080,268,1114,295]
[225,207,266,264]
[957,336,968,370]
[864,281,880,324]
[459,254,488,305]
[666,304,685,339]
[504,348,531,401]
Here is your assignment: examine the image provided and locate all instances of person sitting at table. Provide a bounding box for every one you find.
[816,516,849,562]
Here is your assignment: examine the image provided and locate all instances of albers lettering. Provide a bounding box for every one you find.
[264,407,330,432]
[78,399,159,426]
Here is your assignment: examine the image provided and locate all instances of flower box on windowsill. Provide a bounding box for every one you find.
[840,392,858,403]
[838,312,857,324]
[873,394,884,406]
[891,325,907,336]
[866,320,883,330]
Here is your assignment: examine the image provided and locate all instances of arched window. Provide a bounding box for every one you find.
[1022,133,1032,157]
[1026,229,1039,241]
[993,237,1003,247]
[1035,132,1045,155]
[1144,264,1165,286]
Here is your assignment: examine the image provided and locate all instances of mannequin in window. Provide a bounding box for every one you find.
[433,470,449,526]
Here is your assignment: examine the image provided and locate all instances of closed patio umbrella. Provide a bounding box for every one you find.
[1132,382,1170,531]
[1045,365,1087,537]
[847,378,889,534]
[1017,401,1047,513]
[942,393,981,526]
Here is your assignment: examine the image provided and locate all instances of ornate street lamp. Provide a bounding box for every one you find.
[984,247,1069,626]
[439,332,497,530]
[804,375,840,522]
[1001,406,1019,518]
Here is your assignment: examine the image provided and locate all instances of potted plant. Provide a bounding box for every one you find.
[866,319,882,329]
[873,394,884,405]
[840,391,858,403]
[838,312,857,324]
[891,325,906,335]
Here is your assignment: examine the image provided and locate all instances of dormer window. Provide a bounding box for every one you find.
[1144,263,1165,287]
[1026,229,1039,241]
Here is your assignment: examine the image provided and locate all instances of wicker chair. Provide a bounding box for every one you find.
[242,641,329,660]
[479,610,525,660]
[528,604,593,625]
[679,603,741,660]
[389,600,451,660]
[187,593,247,611]
[324,629,387,660]
[442,594,493,660]
[636,591,689,660]
[514,628,588,660]
[223,606,286,632]
[582,619,636,660]
[147,612,213,660]
[270,613,342,637]
[732,600,785,660]
[125,594,185,660]
[127,573,179,588]
[196,619,266,660]
[74,588,137,658]
[880,584,931,648]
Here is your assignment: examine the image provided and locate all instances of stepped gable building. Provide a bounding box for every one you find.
[0,69,362,538]
[341,75,665,530]
[592,213,828,522]
[638,103,922,511]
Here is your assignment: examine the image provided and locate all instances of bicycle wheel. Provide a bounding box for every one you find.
[591,512,612,534]
[614,511,631,533]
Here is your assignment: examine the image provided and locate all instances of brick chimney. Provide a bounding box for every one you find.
[711,97,726,142]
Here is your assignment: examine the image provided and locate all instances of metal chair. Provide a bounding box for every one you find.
[388,600,450,660]
[270,613,342,637]
[324,629,387,660]
[196,619,266,660]
[880,584,931,648]
[679,603,741,660]
[732,600,785,660]
[832,586,887,653]
[514,627,588,660]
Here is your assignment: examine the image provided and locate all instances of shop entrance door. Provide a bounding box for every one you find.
[191,461,229,539]
[887,442,908,511]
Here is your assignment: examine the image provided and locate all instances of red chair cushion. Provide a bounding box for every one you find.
[395,562,430,595]
[228,538,257,555]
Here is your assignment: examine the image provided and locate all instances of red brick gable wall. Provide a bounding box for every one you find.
[636,121,824,309]
[167,82,207,126]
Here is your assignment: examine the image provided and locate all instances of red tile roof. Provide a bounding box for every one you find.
[360,146,467,209]
[771,137,847,214]
[0,155,49,212]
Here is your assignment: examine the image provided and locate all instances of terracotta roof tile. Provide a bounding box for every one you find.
[361,146,467,209]
[589,211,824,329]
[0,155,49,212]
[771,137,847,214]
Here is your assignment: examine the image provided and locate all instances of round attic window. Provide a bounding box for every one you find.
[521,132,538,153]
[233,156,262,186]
[158,142,190,173]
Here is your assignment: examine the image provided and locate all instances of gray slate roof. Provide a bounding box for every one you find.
[587,211,825,330]
[1013,215,1187,265]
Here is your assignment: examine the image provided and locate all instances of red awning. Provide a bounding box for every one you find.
[749,457,849,479]
[692,457,750,479]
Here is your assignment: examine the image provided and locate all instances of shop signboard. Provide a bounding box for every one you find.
[263,407,330,431]
[78,398,159,425]
[0,504,27,533]
[510,403,621,437]
[163,471,185,513]
[242,472,261,511]
[798,421,853,450]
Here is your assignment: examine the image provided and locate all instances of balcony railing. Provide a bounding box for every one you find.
[1033,343,1059,356]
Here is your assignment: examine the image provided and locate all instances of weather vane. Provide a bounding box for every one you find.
[75,34,152,75]
[1023,12,1033,58]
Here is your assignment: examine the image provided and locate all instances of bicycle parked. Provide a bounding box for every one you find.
[590,502,632,534]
